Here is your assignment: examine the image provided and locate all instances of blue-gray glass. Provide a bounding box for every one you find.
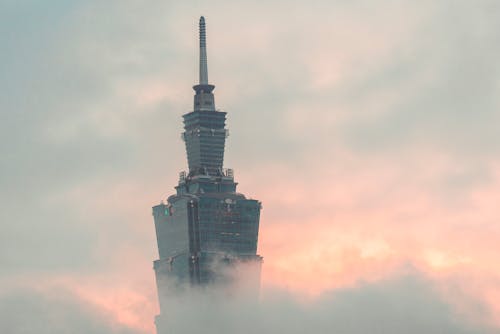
[183,109,227,176]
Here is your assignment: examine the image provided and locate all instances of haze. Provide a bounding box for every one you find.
[1,1,499,333]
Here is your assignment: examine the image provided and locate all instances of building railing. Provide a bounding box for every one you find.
[178,168,234,183]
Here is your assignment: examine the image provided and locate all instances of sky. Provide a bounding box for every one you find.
[1,0,500,333]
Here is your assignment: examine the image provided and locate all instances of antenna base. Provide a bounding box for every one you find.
[193,84,215,93]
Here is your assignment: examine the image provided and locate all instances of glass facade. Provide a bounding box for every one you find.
[153,176,262,287]
[182,109,227,176]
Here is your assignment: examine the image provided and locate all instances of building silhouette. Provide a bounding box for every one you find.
[152,16,262,333]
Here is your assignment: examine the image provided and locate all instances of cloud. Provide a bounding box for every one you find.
[0,0,499,332]
[0,287,143,334]
[158,271,493,334]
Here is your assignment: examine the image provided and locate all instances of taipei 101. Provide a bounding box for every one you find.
[1,2,499,334]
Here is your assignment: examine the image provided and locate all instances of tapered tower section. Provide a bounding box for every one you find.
[151,17,262,334]
[183,16,227,176]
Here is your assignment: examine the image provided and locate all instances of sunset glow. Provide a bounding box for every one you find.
[1,1,499,333]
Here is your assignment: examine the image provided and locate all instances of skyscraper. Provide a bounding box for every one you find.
[152,17,262,333]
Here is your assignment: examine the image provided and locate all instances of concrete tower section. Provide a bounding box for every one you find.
[152,17,263,333]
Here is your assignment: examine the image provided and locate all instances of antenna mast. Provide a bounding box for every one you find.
[199,16,208,85]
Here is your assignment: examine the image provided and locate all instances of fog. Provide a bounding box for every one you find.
[1,268,494,334]
[1,0,499,333]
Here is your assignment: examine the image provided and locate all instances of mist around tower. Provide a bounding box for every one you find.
[1,2,499,334]
[148,16,496,334]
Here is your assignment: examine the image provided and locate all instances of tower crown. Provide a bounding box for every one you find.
[184,17,227,176]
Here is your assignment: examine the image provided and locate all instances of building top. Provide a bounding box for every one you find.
[184,17,228,176]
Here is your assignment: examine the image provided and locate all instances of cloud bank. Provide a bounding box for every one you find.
[1,0,499,333]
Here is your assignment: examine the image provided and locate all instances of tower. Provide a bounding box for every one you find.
[152,17,262,333]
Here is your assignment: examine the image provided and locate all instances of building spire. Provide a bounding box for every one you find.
[193,16,215,111]
[199,16,208,85]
